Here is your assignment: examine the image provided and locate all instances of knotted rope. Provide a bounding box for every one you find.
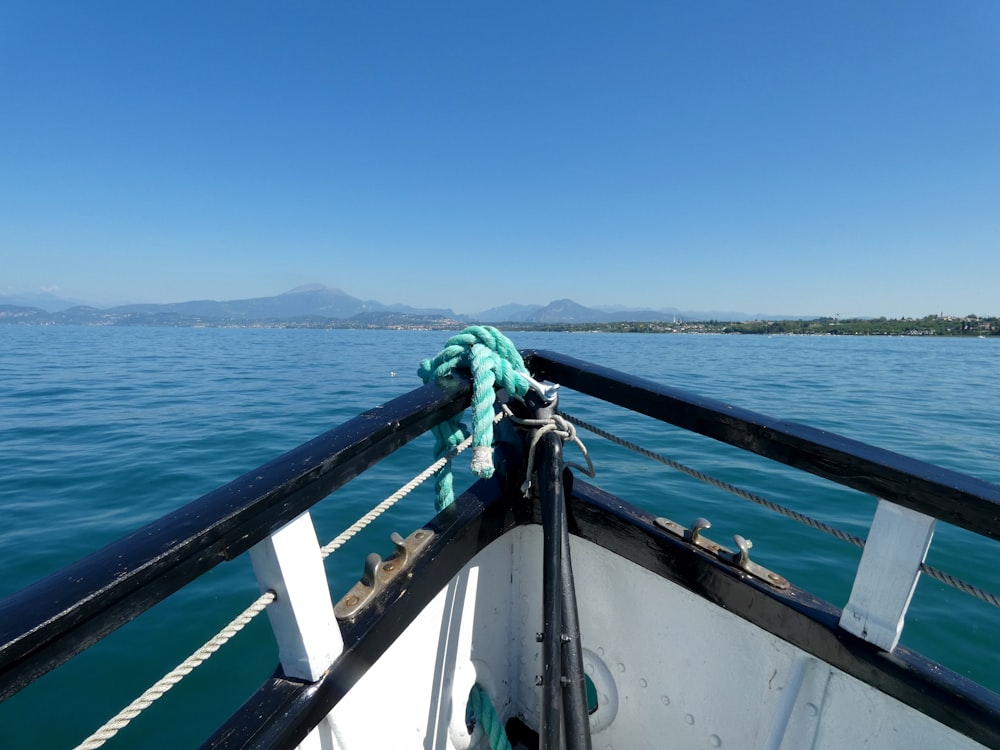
[502,406,595,496]
[419,326,545,510]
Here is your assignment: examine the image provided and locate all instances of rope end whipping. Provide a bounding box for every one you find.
[471,445,495,478]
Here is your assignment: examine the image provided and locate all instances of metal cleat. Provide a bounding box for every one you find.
[655,516,789,590]
[334,529,435,619]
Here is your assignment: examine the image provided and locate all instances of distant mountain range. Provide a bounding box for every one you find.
[0,284,773,326]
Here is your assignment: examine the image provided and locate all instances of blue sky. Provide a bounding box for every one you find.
[2,2,998,317]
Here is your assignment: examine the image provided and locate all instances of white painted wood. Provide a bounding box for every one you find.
[294,716,338,750]
[840,499,936,651]
[249,511,343,682]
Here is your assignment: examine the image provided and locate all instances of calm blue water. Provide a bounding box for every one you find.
[1,327,998,748]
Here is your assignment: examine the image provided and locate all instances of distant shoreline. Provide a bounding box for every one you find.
[1,310,996,337]
[501,316,997,337]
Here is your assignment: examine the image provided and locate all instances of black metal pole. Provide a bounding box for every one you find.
[530,389,592,750]
[559,470,593,750]
[538,426,564,750]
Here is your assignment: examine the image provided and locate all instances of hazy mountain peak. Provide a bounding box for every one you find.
[0,290,88,312]
[284,284,324,294]
[282,283,348,295]
[0,282,771,324]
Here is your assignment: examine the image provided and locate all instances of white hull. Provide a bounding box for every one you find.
[323,524,986,749]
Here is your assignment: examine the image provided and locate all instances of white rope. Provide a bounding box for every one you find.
[319,410,504,558]
[74,591,276,750]
[74,409,506,749]
[501,405,595,496]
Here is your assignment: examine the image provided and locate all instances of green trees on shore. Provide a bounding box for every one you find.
[502,315,998,336]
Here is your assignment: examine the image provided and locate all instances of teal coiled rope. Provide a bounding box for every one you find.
[421,327,525,750]
[467,683,513,750]
[418,326,534,510]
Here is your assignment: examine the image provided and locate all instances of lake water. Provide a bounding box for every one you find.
[1,326,998,748]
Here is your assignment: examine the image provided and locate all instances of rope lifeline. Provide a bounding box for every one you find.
[561,410,1000,610]
[74,592,275,750]
[319,410,505,558]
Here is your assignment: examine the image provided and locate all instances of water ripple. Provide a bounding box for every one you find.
[1,327,998,747]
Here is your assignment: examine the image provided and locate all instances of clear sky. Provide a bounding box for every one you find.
[2,2,998,317]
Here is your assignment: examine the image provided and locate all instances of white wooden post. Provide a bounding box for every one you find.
[839,499,936,652]
[249,512,343,681]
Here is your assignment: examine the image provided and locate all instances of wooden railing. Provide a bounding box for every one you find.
[0,375,472,701]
